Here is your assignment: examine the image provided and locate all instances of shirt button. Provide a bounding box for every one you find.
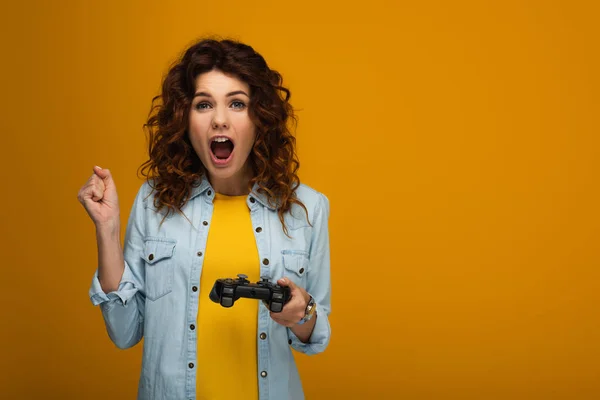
[188,363,194,369]
[299,268,304,274]
[288,339,292,345]
[148,254,154,261]
[260,371,267,378]
[255,227,262,233]
[207,190,212,196]
[263,258,269,265]
[260,332,267,340]
[250,197,256,203]
[202,221,208,226]
[192,286,198,292]
[190,324,195,330]
[197,251,203,257]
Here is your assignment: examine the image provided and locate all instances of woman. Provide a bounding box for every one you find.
[77,38,332,400]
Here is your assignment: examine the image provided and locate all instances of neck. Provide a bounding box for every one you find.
[207,165,253,196]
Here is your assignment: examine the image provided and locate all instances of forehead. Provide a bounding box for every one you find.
[194,69,250,94]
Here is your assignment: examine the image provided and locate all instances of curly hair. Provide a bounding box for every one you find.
[138,37,309,235]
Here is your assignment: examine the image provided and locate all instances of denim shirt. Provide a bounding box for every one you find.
[88,176,332,400]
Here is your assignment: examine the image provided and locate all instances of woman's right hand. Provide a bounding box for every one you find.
[77,166,120,227]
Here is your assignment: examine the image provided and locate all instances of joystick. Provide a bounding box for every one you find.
[209,274,291,312]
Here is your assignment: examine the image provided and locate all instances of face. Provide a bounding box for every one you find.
[188,69,256,193]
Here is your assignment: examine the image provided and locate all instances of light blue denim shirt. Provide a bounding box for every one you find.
[88,176,332,400]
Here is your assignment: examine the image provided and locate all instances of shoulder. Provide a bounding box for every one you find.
[132,179,158,209]
[294,182,327,206]
[293,182,330,222]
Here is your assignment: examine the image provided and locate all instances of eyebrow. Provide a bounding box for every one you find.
[193,90,249,98]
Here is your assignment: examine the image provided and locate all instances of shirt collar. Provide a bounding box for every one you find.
[188,175,278,210]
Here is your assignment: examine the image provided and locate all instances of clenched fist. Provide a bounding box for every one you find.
[77,166,120,227]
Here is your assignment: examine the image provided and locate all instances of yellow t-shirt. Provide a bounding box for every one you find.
[196,193,260,400]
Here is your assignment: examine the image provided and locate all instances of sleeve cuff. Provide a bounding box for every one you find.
[88,261,139,306]
[287,300,331,355]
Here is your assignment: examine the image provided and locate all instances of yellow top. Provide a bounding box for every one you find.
[196,193,260,400]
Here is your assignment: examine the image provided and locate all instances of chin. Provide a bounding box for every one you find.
[207,164,242,179]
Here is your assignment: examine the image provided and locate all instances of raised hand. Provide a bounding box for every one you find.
[77,166,120,227]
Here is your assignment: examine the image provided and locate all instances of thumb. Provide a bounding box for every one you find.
[93,166,113,183]
[278,277,297,289]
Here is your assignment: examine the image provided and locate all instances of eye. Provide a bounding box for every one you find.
[195,102,211,110]
[231,100,246,110]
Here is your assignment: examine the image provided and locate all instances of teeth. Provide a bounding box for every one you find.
[212,137,230,143]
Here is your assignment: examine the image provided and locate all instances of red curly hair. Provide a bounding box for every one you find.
[138,37,308,235]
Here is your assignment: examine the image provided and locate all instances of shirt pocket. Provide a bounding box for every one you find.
[141,237,177,301]
[281,249,309,287]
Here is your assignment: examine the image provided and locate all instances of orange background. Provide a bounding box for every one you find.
[1,1,599,399]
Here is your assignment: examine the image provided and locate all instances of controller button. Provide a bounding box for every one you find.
[260,371,267,378]
[224,287,234,295]
[260,332,267,340]
[273,293,283,300]
[271,303,282,312]
[222,298,233,307]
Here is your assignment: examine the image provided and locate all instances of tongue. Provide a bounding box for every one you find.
[213,142,233,159]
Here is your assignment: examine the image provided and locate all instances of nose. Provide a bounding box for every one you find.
[211,113,229,130]
[212,119,229,130]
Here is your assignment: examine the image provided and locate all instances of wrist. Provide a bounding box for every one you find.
[302,291,311,306]
[296,295,316,325]
[96,220,121,241]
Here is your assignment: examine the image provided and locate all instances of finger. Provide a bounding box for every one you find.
[279,278,308,305]
[90,184,104,202]
[269,312,285,324]
[90,174,106,191]
[272,302,304,324]
[93,166,114,185]
[270,308,296,322]
[270,313,295,327]
[277,277,297,291]
[88,175,106,200]
[78,181,102,203]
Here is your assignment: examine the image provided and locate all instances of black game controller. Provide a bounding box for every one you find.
[209,274,291,312]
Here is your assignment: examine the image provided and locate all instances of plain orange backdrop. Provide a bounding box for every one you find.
[1,0,599,399]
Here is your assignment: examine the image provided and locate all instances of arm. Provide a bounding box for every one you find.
[95,221,124,293]
[88,180,148,349]
[288,192,332,355]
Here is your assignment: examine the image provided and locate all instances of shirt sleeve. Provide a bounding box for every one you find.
[288,192,332,355]
[87,182,148,349]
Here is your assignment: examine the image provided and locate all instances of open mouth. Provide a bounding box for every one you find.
[210,137,234,160]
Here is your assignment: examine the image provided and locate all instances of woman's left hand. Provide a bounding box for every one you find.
[269,278,310,327]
